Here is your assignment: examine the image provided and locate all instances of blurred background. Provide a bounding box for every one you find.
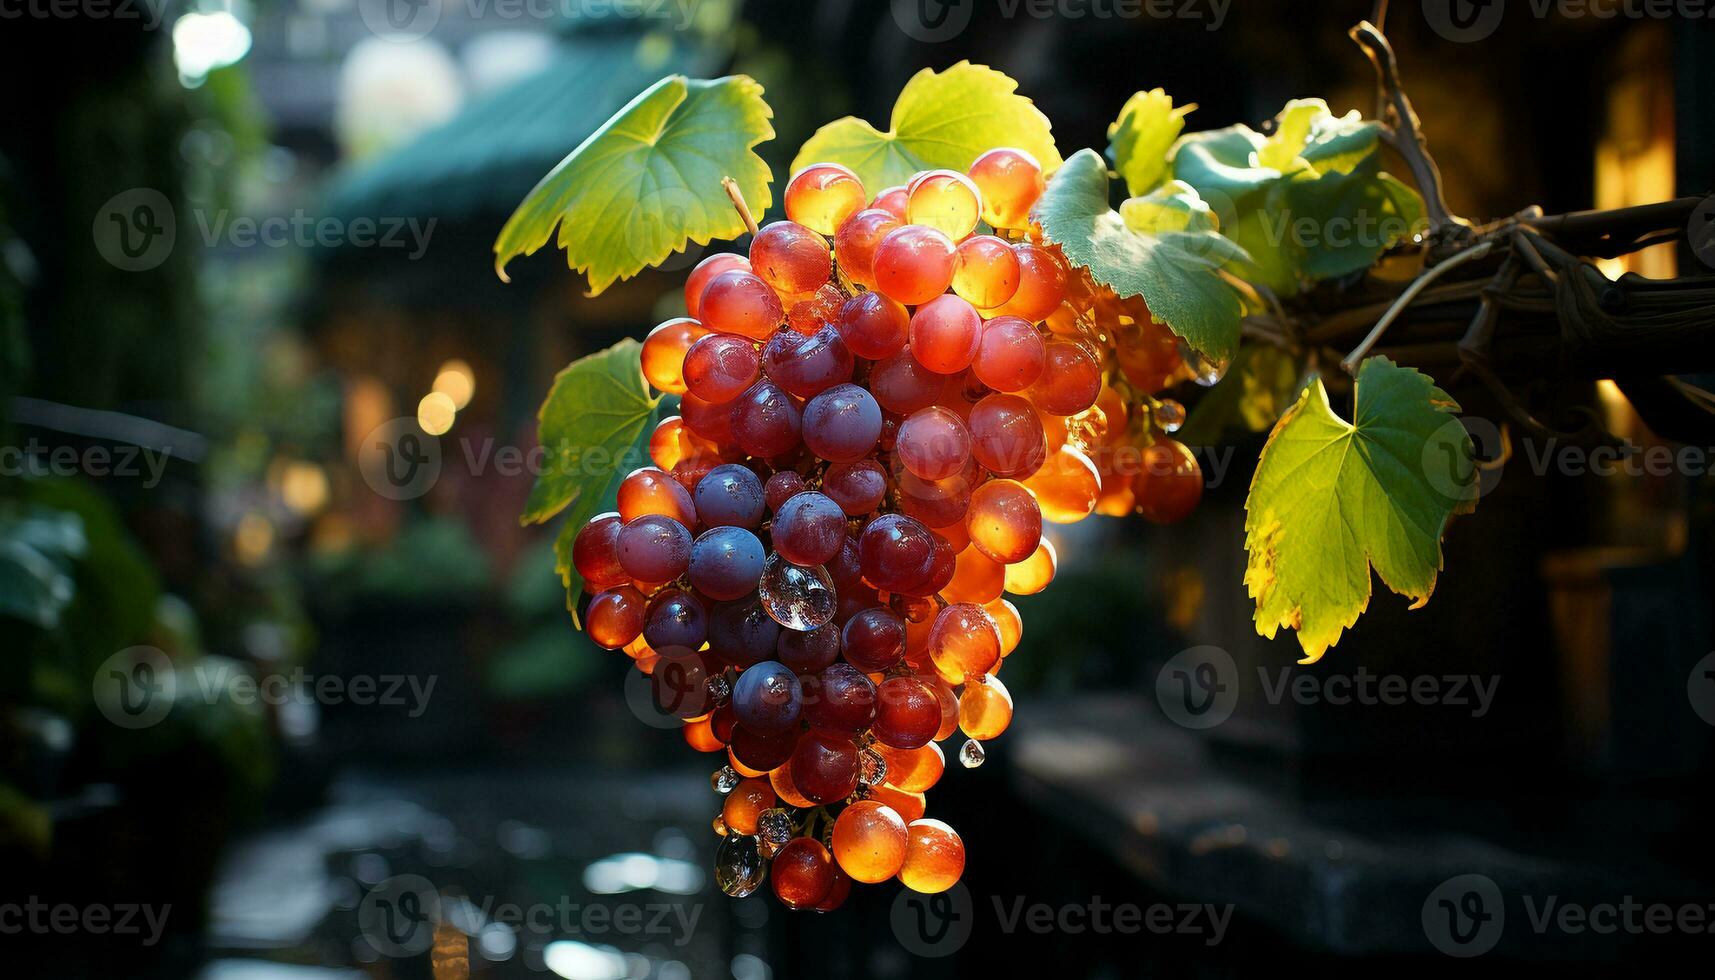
[2,0,1713,977]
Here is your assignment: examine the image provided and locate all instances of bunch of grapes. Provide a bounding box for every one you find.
[569,149,1205,909]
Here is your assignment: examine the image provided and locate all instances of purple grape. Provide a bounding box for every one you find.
[771,491,847,566]
[802,662,877,737]
[693,464,765,529]
[707,594,782,668]
[688,526,766,601]
[732,660,803,734]
[765,470,807,512]
[822,459,887,515]
[762,323,853,399]
[731,380,802,459]
[616,514,691,582]
[841,606,906,672]
[776,622,841,674]
[801,383,882,462]
[642,589,706,653]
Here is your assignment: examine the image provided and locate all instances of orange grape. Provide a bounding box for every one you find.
[952,234,1021,308]
[925,674,960,740]
[1133,437,1203,523]
[880,741,945,793]
[873,224,958,306]
[1028,340,1102,415]
[640,317,708,395]
[959,673,1013,740]
[770,760,817,808]
[750,220,832,295]
[700,270,784,340]
[728,747,768,779]
[684,253,749,319]
[968,147,1045,229]
[832,208,901,290]
[587,586,647,649]
[966,479,1041,564]
[898,819,965,894]
[617,466,697,528]
[941,546,1004,605]
[648,416,716,472]
[831,800,909,883]
[1023,446,1100,524]
[722,777,776,835]
[928,602,1001,680]
[973,315,1047,392]
[785,162,867,236]
[906,169,983,240]
[968,393,1047,479]
[683,716,725,752]
[870,784,927,822]
[1038,405,1069,452]
[1004,539,1057,595]
[772,837,836,909]
[985,598,1023,656]
[909,294,983,374]
[997,242,1069,322]
[835,290,910,360]
[871,185,910,221]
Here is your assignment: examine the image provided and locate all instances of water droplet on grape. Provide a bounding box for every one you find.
[712,765,740,794]
[1152,398,1185,433]
[758,807,793,846]
[959,738,987,769]
[758,552,838,630]
[859,747,887,786]
[714,834,767,897]
[706,673,732,705]
[1180,343,1228,387]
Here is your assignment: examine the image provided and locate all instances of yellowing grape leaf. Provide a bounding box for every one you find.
[522,340,669,618]
[1035,148,1251,363]
[791,62,1060,192]
[493,75,775,294]
[1244,357,1477,663]
[1106,88,1194,197]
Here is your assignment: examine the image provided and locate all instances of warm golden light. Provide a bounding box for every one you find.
[417,392,457,436]
[278,461,330,515]
[235,512,274,565]
[432,359,476,410]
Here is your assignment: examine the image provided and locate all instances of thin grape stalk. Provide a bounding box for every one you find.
[576,151,1204,909]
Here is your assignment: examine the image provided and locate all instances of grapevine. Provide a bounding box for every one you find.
[494,17,1711,909]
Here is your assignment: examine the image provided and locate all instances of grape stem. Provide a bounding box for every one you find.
[722,177,760,237]
[1340,240,1494,374]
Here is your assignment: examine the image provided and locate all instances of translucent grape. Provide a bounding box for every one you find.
[694,463,766,530]
[870,185,910,221]
[769,761,817,808]
[908,294,983,374]
[872,225,957,306]
[789,731,860,804]
[967,147,1045,229]
[873,675,941,750]
[783,282,846,335]
[700,269,784,340]
[831,208,901,291]
[896,406,972,481]
[730,380,803,459]
[772,491,847,567]
[771,836,836,909]
[1004,539,1056,595]
[643,588,707,654]
[683,332,761,404]
[1133,437,1203,524]
[617,466,697,528]
[923,673,960,740]
[722,777,777,835]
[998,242,1068,322]
[684,716,725,752]
[895,469,971,529]
[762,323,854,399]
[952,234,1021,309]
[616,513,692,582]
[1115,318,1182,393]
[572,512,629,592]
[959,674,1013,740]
[905,169,982,240]
[650,416,716,472]
[834,290,909,359]
[641,317,708,395]
[1023,446,1101,524]
[1028,340,1102,415]
[821,459,888,515]
[758,552,837,630]
[688,526,766,601]
[928,602,1001,680]
[870,348,943,415]
[801,383,882,463]
[587,586,647,649]
[941,546,1004,605]
[871,784,927,823]
[785,162,867,236]
[749,220,832,296]
[973,315,1046,392]
[685,252,749,319]
[715,833,765,897]
[831,800,909,883]
[966,480,1041,564]
[840,606,906,672]
[986,598,1023,656]
[968,393,1048,479]
[899,818,965,894]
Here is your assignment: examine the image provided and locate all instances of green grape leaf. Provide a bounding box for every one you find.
[791,62,1061,192]
[1171,99,1423,294]
[1243,357,1477,663]
[522,339,668,618]
[1035,148,1251,363]
[1106,88,1194,198]
[493,75,775,294]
